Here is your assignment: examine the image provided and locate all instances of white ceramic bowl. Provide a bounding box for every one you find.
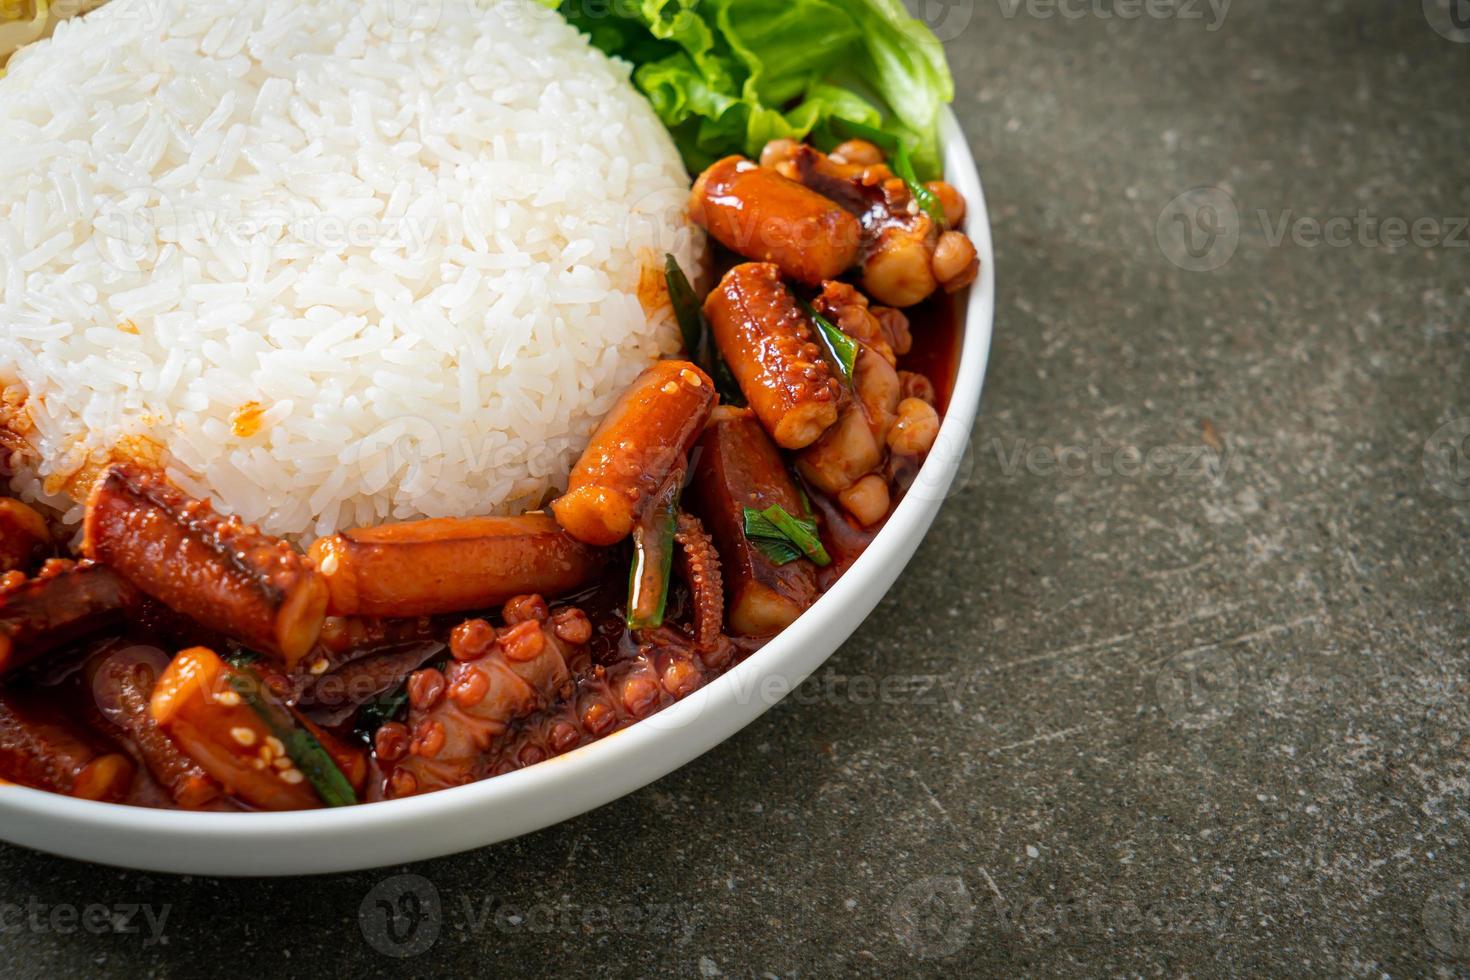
[0,108,994,875]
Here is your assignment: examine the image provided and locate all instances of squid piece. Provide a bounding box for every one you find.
[0,560,138,680]
[689,407,819,636]
[703,263,841,450]
[0,690,134,801]
[478,626,716,776]
[551,360,715,546]
[0,498,48,573]
[150,647,322,810]
[299,640,445,728]
[315,615,439,663]
[780,142,980,307]
[308,514,601,618]
[814,280,911,366]
[673,512,724,652]
[83,464,328,670]
[384,599,583,797]
[86,645,219,808]
[689,156,861,285]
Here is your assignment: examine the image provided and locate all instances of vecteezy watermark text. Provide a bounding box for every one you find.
[1158,188,1470,272]
[994,0,1230,30]
[358,874,694,957]
[888,870,1226,958]
[0,898,171,946]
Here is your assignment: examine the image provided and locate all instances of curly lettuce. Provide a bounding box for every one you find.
[552,0,954,178]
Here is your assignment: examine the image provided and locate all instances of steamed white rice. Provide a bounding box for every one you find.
[0,0,702,538]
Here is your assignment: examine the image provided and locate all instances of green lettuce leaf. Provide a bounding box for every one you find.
[555,0,954,179]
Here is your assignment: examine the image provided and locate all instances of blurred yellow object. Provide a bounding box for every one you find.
[0,0,49,66]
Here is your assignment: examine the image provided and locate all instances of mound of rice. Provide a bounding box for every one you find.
[0,0,702,538]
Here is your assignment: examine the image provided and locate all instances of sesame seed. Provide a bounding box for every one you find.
[309,658,329,676]
[230,726,257,747]
[279,768,305,785]
[272,757,293,771]
[216,690,242,707]
[266,736,286,756]
[318,552,339,576]
[681,369,703,387]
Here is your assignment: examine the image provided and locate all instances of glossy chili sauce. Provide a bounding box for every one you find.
[0,293,962,810]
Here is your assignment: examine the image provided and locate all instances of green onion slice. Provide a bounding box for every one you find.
[665,253,745,404]
[627,473,681,630]
[743,505,831,567]
[797,296,859,383]
[354,686,409,742]
[227,664,358,808]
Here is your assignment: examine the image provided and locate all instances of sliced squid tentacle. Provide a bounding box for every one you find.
[690,155,861,285]
[688,406,819,637]
[82,464,328,670]
[703,262,841,450]
[0,559,139,680]
[551,360,715,547]
[0,689,134,801]
[308,514,601,618]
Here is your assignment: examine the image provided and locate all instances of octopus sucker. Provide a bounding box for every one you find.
[82,463,328,670]
[385,599,584,797]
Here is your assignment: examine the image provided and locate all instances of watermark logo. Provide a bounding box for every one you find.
[1423,417,1470,501]
[888,875,975,958]
[369,0,444,34]
[359,874,442,958]
[1423,0,1470,41]
[1424,881,1470,959]
[1156,187,1241,272]
[1155,648,1239,728]
[1160,189,1469,272]
[914,0,976,41]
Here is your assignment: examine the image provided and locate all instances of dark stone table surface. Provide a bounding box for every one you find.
[2,1,1467,976]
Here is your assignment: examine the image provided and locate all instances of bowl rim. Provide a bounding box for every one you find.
[0,105,995,874]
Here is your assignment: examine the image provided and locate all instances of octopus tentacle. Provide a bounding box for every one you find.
[673,513,723,652]
[85,644,220,808]
[384,598,584,797]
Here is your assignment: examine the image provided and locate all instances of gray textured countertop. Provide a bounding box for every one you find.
[3,1,1468,975]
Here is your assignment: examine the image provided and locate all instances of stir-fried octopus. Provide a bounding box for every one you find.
[0,137,971,809]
